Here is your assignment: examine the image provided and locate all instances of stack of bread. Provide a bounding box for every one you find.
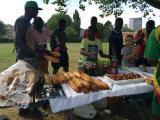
[49,71,110,93]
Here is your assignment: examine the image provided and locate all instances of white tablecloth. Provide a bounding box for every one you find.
[49,76,153,113]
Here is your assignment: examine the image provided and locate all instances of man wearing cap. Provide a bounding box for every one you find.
[14,1,42,116]
[14,1,42,67]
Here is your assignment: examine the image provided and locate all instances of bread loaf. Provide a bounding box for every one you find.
[68,80,80,93]
[43,55,60,63]
[67,72,76,78]
[81,87,89,94]
[59,73,69,83]
[90,83,98,91]
[81,80,90,89]
[62,72,72,81]
[50,74,59,84]
[94,80,109,90]
[80,73,93,83]
[72,78,83,88]
[73,71,81,78]
[56,74,65,83]
[51,52,60,57]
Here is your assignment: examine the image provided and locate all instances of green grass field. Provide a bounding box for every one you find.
[0,43,109,72]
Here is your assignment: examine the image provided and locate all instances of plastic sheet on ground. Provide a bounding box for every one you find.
[0,60,37,108]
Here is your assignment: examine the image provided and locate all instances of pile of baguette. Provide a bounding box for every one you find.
[49,71,110,93]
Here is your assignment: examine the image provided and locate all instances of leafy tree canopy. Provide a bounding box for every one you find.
[0,21,5,37]
[43,0,160,17]
[46,13,72,30]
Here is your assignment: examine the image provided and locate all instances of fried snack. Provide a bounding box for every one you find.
[94,80,109,90]
[90,83,98,91]
[73,71,81,78]
[51,52,60,58]
[68,80,80,93]
[81,80,90,89]
[106,73,143,80]
[72,78,83,88]
[80,72,93,83]
[43,55,60,63]
[81,87,89,94]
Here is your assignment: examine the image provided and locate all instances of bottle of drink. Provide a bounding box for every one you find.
[98,61,102,76]
[104,64,108,74]
[111,56,118,74]
[93,63,97,76]
[90,64,94,76]
[78,63,85,72]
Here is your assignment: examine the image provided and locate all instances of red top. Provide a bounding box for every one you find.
[134,29,146,57]
[83,29,102,39]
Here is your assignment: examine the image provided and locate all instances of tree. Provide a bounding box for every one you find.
[65,26,79,42]
[96,22,104,39]
[43,0,160,17]
[46,13,72,30]
[122,24,134,32]
[103,21,113,41]
[0,21,5,37]
[73,10,81,38]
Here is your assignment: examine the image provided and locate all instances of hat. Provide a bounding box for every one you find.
[25,1,43,10]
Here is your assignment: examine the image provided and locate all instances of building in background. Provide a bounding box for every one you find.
[129,17,142,32]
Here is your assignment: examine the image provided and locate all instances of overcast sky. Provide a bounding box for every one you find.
[0,0,160,29]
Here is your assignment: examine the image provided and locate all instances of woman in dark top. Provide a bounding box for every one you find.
[108,17,123,65]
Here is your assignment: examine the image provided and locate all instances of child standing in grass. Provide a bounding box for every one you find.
[121,35,136,67]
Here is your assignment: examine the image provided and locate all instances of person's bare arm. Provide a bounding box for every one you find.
[15,23,34,54]
[80,48,90,56]
[132,32,144,45]
[99,50,111,59]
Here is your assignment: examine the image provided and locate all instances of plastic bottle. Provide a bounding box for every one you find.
[93,63,97,76]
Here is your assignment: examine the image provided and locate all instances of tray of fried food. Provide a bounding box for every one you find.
[106,73,143,80]
[105,72,147,84]
[67,72,110,94]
